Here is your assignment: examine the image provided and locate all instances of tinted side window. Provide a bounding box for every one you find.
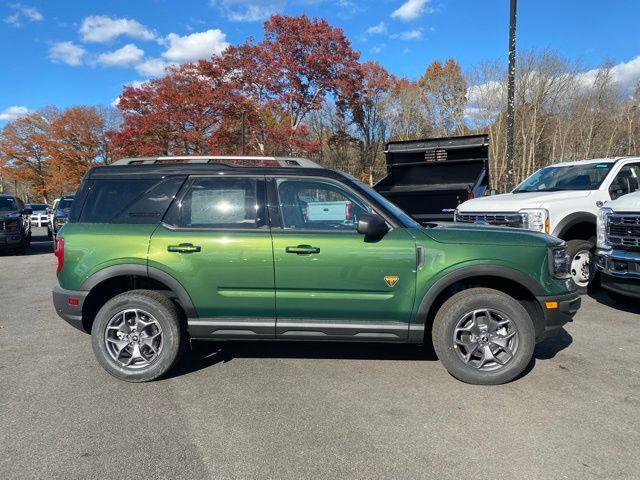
[112,176,186,224]
[275,178,371,231]
[610,163,640,200]
[79,179,156,223]
[169,177,264,229]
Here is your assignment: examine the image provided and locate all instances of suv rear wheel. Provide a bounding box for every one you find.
[91,289,185,382]
[432,288,535,385]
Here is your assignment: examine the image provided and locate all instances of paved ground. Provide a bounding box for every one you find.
[1,227,639,480]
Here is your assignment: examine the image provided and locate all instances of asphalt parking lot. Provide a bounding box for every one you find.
[1,227,639,480]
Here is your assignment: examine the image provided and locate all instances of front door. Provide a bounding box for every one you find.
[148,176,275,338]
[269,177,417,341]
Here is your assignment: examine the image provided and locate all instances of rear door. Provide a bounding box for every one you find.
[269,176,417,341]
[148,175,276,338]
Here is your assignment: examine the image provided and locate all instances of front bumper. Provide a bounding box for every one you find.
[52,286,89,332]
[534,291,581,342]
[0,231,24,249]
[596,249,640,299]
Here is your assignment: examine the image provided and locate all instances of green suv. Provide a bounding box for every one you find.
[52,157,580,384]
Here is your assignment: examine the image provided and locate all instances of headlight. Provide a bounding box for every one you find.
[520,208,549,233]
[549,245,571,279]
[454,209,459,222]
[5,219,19,231]
[597,207,612,250]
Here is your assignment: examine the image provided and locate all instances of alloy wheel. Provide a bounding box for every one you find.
[104,309,163,369]
[452,308,519,371]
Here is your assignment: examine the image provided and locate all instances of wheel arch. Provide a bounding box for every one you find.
[412,265,545,343]
[553,212,596,241]
[79,264,196,333]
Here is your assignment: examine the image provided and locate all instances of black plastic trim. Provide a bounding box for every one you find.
[553,212,596,238]
[52,286,88,332]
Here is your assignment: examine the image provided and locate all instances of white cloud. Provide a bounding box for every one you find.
[0,105,29,121]
[49,41,86,66]
[4,3,43,27]
[578,55,640,96]
[135,58,170,77]
[79,15,156,43]
[212,0,282,22]
[392,29,423,41]
[391,0,434,21]
[366,22,387,35]
[97,44,145,67]
[162,29,229,63]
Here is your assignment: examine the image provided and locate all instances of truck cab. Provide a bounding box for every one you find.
[456,157,640,292]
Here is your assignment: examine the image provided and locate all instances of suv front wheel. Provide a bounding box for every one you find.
[91,290,185,382]
[432,288,535,385]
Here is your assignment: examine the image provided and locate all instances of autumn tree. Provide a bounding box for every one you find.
[0,107,58,202]
[46,106,107,195]
[351,61,396,184]
[419,59,467,135]
[385,78,433,141]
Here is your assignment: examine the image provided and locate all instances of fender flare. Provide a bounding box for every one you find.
[80,264,197,318]
[408,265,543,342]
[552,212,596,239]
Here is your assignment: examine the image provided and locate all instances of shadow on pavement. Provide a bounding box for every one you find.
[171,340,438,378]
[588,290,640,314]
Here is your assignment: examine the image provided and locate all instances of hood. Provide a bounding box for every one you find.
[605,191,640,212]
[421,222,562,248]
[457,190,592,212]
[0,211,20,221]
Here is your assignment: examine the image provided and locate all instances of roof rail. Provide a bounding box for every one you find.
[111,155,322,168]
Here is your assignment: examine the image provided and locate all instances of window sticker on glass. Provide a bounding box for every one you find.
[191,189,246,224]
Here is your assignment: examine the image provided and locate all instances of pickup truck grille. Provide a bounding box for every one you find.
[456,212,524,228]
[608,214,640,249]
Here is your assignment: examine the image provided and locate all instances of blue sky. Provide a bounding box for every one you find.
[1,0,639,123]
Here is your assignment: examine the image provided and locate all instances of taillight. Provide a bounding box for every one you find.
[54,237,64,275]
[345,201,352,220]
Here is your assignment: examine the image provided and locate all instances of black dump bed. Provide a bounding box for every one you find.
[374,134,489,224]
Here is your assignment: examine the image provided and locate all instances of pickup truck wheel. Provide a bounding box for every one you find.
[91,290,184,382]
[566,239,595,294]
[432,288,535,385]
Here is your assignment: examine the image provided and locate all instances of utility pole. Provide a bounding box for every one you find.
[505,0,517,192]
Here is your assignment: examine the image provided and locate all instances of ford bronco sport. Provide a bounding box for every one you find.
[52,156,580,385]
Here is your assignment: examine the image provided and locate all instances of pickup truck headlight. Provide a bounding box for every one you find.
[520,208,549,233]
[597,207,612,250]
[549,245,571,279]
[453,209,459,222]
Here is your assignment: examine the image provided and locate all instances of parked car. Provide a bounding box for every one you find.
[51,195,74,247]
[0,194,32,254]
[455,157,640,293]
[26,203,50,228]
[374,134,489,224]
[596,191,640,302]
[52,156,580,385]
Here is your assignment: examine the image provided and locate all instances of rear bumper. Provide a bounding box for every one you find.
[534,291,581,342]
[52,286,89,332]
[596,249,640,299]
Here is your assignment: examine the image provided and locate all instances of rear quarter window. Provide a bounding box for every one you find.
[78,176,186,224]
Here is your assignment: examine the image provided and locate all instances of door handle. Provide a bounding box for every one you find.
[285,245,320,255]
[167,243,201,253]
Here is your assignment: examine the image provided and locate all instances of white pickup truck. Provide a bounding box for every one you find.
[455,157,640,292]
[596,191,640,301]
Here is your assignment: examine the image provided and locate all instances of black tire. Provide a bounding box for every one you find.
[47,229,53,240]
[432,288,535,385]
[91,289,185,382]
[566,239,595,294]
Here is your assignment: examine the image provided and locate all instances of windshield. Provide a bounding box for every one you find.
[514,163,613,192]
[0,197,18,212]
[344,174,419,228]
[58,198,74,211]
[27,204,48,211]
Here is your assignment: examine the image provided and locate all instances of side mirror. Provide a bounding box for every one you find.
[357,213,389,238]
[22,208,33,215]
